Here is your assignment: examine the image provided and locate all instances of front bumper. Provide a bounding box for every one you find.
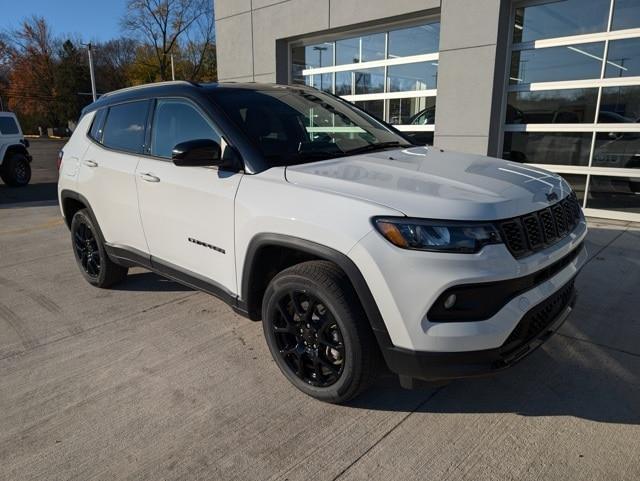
[380,277,577,381]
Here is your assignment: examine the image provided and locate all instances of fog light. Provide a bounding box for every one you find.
[443,294,457,310]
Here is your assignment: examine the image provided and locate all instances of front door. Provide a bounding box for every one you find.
[135,98,242,295]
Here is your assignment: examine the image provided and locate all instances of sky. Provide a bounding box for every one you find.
[1,0,128,42]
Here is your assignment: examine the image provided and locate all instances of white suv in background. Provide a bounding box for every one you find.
[58,82,587,403]
[0,112,32,186]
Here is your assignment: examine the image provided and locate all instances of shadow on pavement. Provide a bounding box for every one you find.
[0,182,58,207]
[112,271,193,292]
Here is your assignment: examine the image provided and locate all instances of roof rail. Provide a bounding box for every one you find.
[100,80,199,99]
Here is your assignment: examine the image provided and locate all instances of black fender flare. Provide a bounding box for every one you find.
[241,233,393,347]
[59,189,106,240]
[3,143,31,162]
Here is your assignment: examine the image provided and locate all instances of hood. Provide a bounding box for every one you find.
[285,146,573,220]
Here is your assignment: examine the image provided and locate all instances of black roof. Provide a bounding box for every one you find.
[81,81,301,115]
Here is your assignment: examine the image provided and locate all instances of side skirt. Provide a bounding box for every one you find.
[104,244,250,318]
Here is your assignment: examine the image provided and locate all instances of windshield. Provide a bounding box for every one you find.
[211,88,411,167]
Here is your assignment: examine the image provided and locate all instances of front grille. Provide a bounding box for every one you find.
[498,193,583,258]
[502,278,575,352]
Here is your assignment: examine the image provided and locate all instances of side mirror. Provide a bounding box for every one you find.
[172,139,222,167]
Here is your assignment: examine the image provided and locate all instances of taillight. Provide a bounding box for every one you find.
[57,150,64,170]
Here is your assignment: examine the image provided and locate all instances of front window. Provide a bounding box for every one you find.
[211,88,410,167]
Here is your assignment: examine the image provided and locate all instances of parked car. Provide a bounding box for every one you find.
[58,82,587,403]
[0,112,32,186]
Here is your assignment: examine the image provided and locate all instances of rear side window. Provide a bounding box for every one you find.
[88,108,107,142]
[102,101,149,153]
[0,117,20,135]
[151,99,220,159]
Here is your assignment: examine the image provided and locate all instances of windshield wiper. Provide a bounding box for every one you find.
[345,141,406,156]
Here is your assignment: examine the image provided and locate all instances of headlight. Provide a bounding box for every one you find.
[373,217,502,253]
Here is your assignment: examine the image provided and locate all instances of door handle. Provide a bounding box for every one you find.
[139,172,160,183]
[83,160,98,168]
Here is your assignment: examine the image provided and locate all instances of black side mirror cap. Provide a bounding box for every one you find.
[172,139,222,167]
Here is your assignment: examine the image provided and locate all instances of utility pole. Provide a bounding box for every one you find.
[87,43,97,101]
[171,54,176,81]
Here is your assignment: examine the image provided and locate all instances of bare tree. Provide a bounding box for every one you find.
[121,0,213,81]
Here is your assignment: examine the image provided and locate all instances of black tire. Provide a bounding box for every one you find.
[1,153,31,187]
[70,209,128,288]
[262,260,379,403]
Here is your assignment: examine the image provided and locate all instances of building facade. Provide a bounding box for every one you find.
[214,0,640,222]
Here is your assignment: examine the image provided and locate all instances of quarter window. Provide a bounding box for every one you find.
[102,101,148,153]
[88,108,107,142]
[151,99,220,159]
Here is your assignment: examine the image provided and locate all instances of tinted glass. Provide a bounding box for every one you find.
[503,132,592,165]
[506,89,598,124]
[336,37,360,65]
[151,99,220,159]
[388,97,436,125]
[102,101,148,153]
[592,132,640,169]
[335,71,352,95]
[587,175,640,213]
[599,86,640,123]
[404,131,434,146]
[0,117,19,135]
[559,174,586,203]
[513,0,610,43]
[89,108,107,142]
[354,100,384,120]
[510,42,605,84]
[388,23,440,58]
[354,68,384,94]
[212,89,409,167]
[387,62,438,91]
[611,0,640,30]
[605,38,640,78]
[361,33,385,62]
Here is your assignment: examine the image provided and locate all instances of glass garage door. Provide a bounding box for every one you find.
[290,19,440,145]
[503,0,640,221]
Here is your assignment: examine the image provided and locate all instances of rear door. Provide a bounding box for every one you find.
[135,98,242,295]
[78,100,150,254]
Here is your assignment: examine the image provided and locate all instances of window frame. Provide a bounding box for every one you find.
[288,15,440,139]
[500,0,640,222]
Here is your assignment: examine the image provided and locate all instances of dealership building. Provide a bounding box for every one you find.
[214,0,640,222]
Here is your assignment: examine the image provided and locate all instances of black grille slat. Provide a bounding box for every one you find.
[499,195,583,258]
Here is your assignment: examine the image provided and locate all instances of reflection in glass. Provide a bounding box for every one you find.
[599,86,640,123]
[403,131,434,146]
[587,175,640,213]
[354,68,385,94]
[291,43,334,84]
[503,132,592,165]
[336,37,360,65]
[512,0,609,43]
[354,100,384,120]
[506,89,598,124]
[387,97,436,125]
[388,23,440,58]
[335,71,352,95]
[510,42,604,84]
[387,62,438,91]
[361,33,385,62]
[592,132,640,169]
[605,38,640,78]
[558,174,586,203]
[611,0,640,30]
[308,73,333,93]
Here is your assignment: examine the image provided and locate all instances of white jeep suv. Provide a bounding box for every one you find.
[0,111,32,186]
[58,82,587,403]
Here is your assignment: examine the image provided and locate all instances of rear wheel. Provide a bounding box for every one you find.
[1,153,31,186]
[71,209,128,287]
[262,261,379,403]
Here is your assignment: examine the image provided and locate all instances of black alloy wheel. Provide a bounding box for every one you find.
[73,219,101,278]
[272,290,345,387]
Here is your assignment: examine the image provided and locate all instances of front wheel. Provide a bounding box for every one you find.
[70,209,128,288]
[262,261,379,403]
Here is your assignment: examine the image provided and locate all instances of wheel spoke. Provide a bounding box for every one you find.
[289,292,305,318]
